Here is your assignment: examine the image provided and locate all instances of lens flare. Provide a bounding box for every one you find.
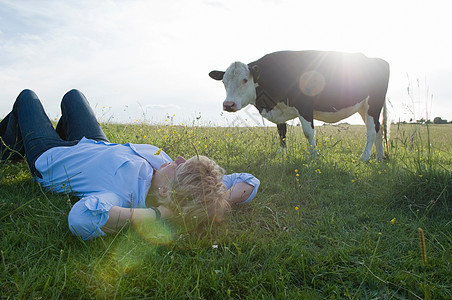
[298,70,325,96]
[82,222,174,297]
[133,218,174,245]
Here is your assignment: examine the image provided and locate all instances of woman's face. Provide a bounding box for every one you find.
[154,156,186,184]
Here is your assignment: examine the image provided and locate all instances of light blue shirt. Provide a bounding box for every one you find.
[35,137,260,240]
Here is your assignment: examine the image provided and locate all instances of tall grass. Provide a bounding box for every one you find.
[1,122,451,299]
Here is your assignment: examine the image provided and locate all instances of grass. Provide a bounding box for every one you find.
[1,122,451,299]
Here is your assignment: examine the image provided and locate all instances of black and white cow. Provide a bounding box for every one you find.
[209,50,390,161]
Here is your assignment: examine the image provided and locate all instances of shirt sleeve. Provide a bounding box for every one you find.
[222,173,260,204]
[68,192,122,240]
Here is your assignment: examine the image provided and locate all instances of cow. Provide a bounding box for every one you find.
[209,50,390,161]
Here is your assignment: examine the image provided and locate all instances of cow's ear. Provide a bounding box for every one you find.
[209,70,225,80]
[249,65,261,82]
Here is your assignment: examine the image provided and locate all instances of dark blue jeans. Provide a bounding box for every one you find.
[0,89,108,178]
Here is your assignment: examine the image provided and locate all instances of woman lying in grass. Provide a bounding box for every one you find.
[0,89,259,240]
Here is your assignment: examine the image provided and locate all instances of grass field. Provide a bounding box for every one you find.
[1,122,451,299]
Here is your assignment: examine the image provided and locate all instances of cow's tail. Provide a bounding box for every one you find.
[382,99,391,156]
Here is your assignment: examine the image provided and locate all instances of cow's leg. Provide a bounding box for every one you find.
[277,123,287,148]
[371,102,386,161]
[362,93,386,161]
[299,116,317,156]
[361,114,377,162]
[374,126,385,161]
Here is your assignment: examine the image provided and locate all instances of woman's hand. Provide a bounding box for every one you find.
[158,205,173,219]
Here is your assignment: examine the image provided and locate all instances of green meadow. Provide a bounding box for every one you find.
[1,122,451,299]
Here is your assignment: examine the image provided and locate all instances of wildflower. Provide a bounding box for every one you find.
[390,218,396,225]
[212,244,218,249]
[295,206,299,211]
[419,174,423,178]
[296,174,299,177]
[294,169,298,173]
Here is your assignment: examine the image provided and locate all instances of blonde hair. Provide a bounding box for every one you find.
[158,155,230,231]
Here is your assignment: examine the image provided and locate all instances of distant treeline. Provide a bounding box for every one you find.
[395,117,451,124]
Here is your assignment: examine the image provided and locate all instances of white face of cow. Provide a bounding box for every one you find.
[212,62,257,112]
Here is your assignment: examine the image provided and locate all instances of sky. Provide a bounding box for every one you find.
[1,0,451,127]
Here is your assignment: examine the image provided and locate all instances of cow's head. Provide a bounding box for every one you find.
[209,62,260,112]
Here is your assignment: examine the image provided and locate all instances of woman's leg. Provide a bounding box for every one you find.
[56,89,109,142]
[0,89,77,177]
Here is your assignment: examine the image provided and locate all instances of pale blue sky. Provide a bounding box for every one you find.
[1,0,451,125]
